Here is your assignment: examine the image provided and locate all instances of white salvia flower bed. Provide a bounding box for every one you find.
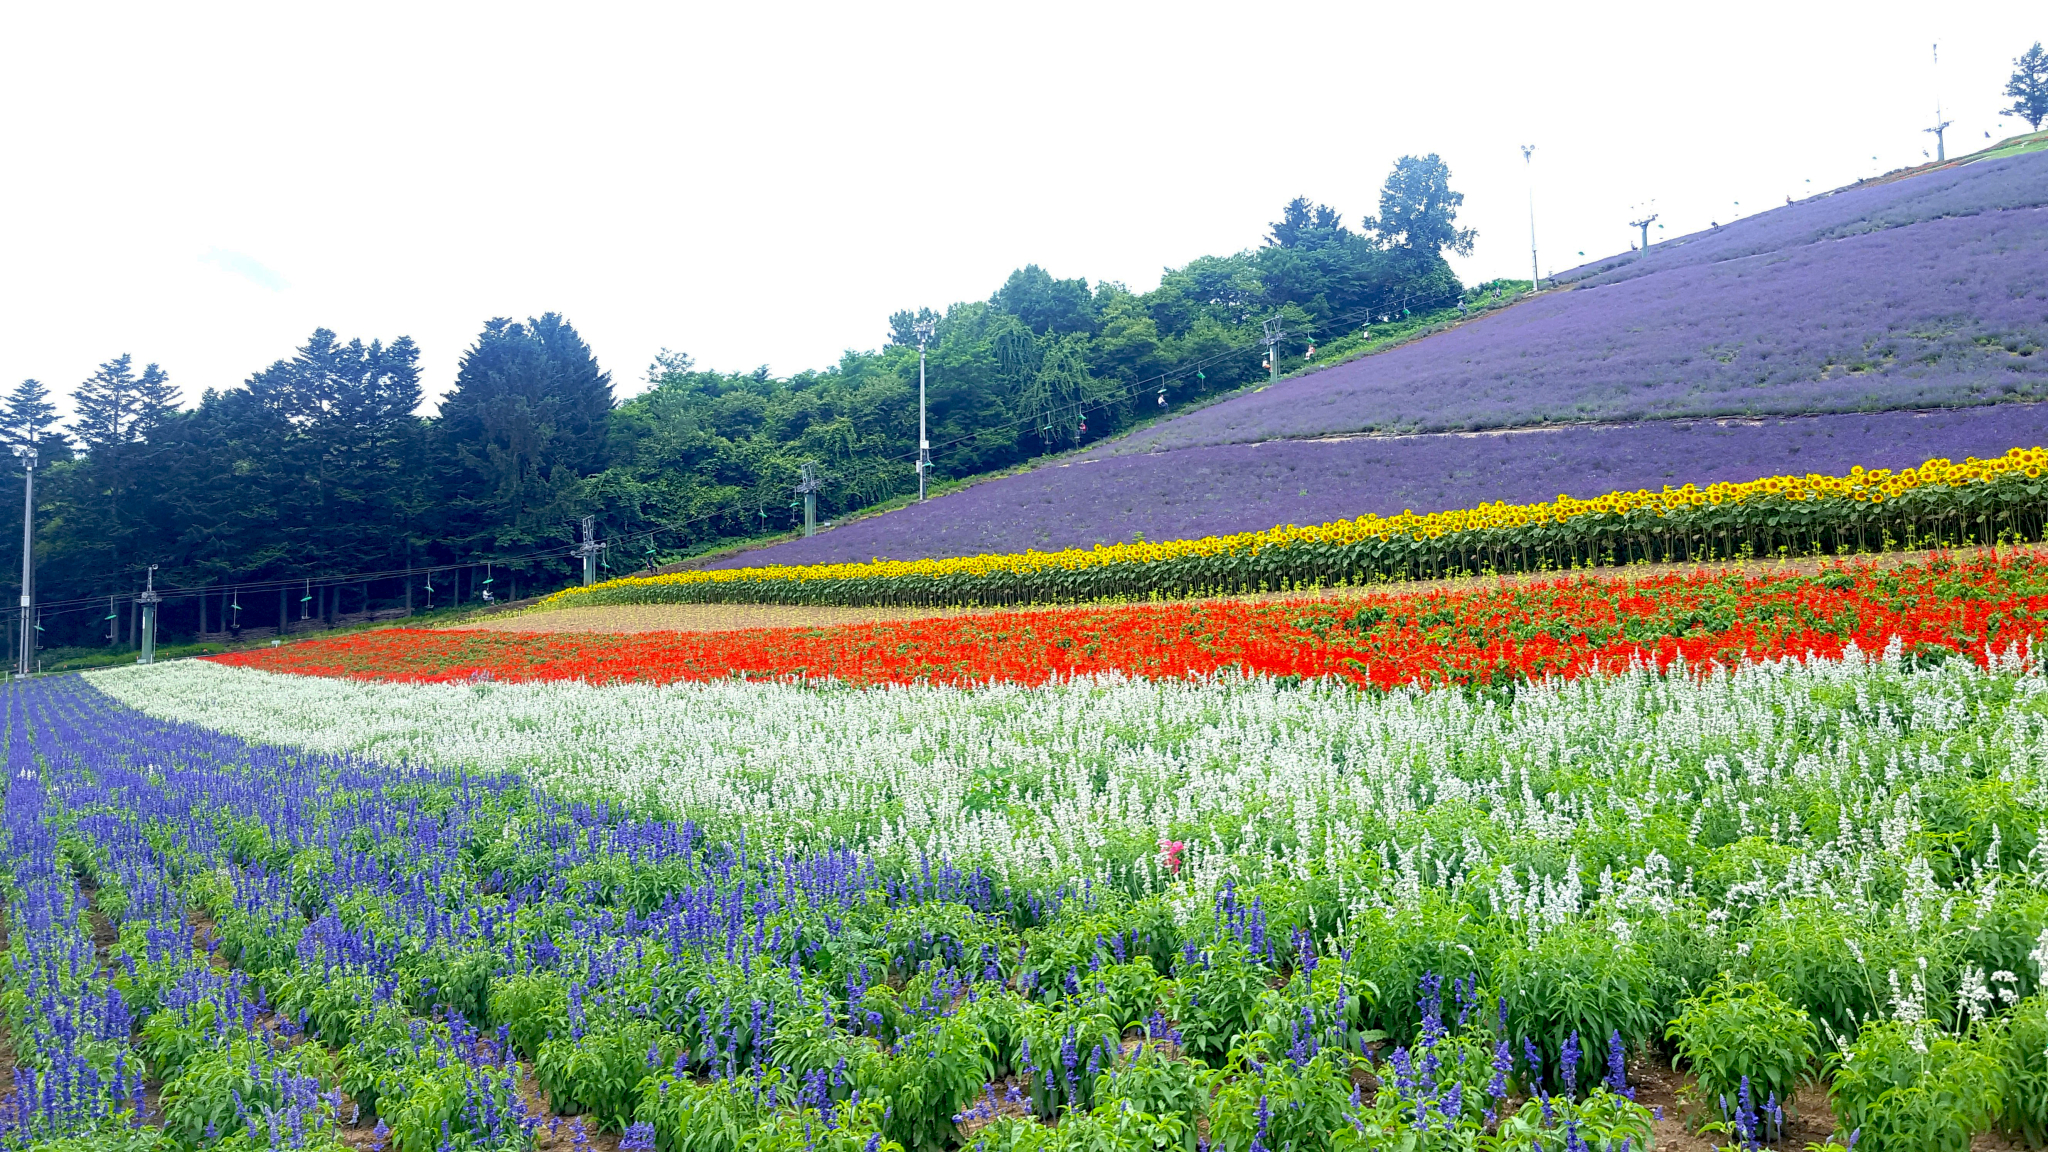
[87,646,2048,913]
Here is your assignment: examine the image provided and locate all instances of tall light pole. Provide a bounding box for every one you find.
[913,317,936,501]
[13,439,35,679]
[1521,145,1540,289]
[1925,43,1952,163]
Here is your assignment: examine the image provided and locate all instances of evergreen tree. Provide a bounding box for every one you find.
[54,355,179,614]
[1,379,64,450]
[223,329,427,578]
[436,313,614,568]
[72,354,148,450]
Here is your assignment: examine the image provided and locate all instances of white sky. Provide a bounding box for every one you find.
[1,2,2039,416]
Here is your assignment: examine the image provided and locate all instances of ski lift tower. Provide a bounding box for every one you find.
[794,464,822,537]
[1630,212,1659,258]
[1261,316,1285,383]
[135,565,162,664]
[574,516,608,587]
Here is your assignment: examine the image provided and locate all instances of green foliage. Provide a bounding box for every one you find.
[488,971,568,1060]
[636,1070,902,1152]
[1991,993,2048,1146]
[1096,1045,1209,1122]
[1490,1088,1655,1152]
[1166,941,1266,1065]
[378,1063,528,1152]
[1491,923,1657,1093]
[1666,977,1815,1123]
[1828,1020,2003,1152]
[1206,1051,1357,1152]
[21,1129,183,1152]
[857,1015,996,1152]
[156,1035,335,1147]
[536,1020,681,1131]
[1047,1102,1198,1152]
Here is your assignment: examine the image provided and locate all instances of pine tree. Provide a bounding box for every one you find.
[71,354,142,450]
[70,354,175,450]
[1,379,62,449]
[436,313,614,562]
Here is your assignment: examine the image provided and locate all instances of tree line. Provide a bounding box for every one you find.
[4,155,1480,651]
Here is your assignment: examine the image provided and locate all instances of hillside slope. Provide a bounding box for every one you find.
[712,148,2048,569]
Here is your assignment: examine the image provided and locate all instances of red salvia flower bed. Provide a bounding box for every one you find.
[210,552,2048,689]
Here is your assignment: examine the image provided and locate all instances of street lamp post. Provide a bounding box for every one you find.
[13,441,35,679]
[1521,145,1540,290]
[913,318,936,501]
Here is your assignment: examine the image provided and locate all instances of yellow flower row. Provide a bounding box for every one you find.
[542,446,2048,606]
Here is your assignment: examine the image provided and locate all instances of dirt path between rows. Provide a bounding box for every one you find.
[451,546,2022,636]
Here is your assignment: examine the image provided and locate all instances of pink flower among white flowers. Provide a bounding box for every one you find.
[1159,838,1185,874]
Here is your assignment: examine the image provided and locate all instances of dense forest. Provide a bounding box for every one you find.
[4,155,1478,651]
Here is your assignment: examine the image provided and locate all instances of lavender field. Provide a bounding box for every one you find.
[710,150,2048,569]
[1109,202,2048,454]
[1558,145,2048,288]
[714,404,2048,565]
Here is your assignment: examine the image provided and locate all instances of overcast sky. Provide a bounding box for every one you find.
[1,2,2039,417]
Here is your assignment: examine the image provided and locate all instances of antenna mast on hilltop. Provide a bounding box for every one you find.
[1521,145,1540,289]
[1925,43,1953,162]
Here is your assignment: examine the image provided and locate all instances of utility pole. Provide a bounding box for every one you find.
[1261,316,1285,383]
[136,565,161,665]
[13,439,35,679]
[574,516,607,587]
[1925,43,1952,163]
[1521,145,1540,289]
[1629,212,1659,258]
[913,317,935,501]
[795,464,821,537]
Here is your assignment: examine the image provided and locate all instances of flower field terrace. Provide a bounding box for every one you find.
[581,448,2048,608]
[215,551,2048,689]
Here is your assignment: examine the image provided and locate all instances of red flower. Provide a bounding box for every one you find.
[211,551,2048,691]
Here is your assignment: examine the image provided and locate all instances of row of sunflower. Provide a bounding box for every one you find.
[541,447,2048,609]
